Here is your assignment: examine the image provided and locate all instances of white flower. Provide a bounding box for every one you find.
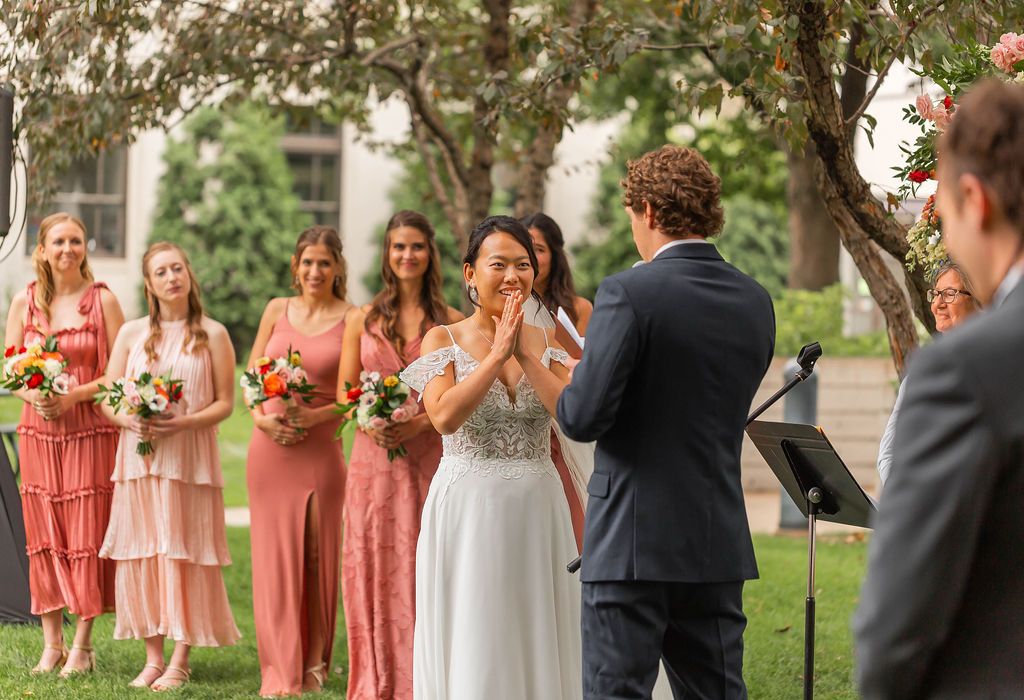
[274,357,289,371]
[243,386,261,405]
[356,405,370,427]
[359,391,377,407]
[368,371,381,383]
[139,383,157,403]
[42,358,64,379]
[148,394,169,413]
[51,374,71,395]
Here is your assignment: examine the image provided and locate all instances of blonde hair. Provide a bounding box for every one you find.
[31,213,94,320]
[141,241,209,362]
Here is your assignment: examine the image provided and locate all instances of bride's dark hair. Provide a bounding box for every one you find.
[463,216,541,310]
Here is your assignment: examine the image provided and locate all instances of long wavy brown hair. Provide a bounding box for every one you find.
[365,210,448,357]
[142,242,208,362]
[31,212,95,321]
[520,212,579,325]
[291,225,347,299]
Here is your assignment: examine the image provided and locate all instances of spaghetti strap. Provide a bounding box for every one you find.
[442,325,456,345]
[542,326,550,349]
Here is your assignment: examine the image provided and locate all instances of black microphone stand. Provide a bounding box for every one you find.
[746,341,823,700]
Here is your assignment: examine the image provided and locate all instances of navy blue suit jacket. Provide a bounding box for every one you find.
[556,242,775,583]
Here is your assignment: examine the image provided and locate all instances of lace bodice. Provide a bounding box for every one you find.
[401,343,569,468]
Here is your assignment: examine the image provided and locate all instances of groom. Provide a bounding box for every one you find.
[557,144,775,699]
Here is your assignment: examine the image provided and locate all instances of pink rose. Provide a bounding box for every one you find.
[915,94,933,120]
[1013,35,1024,57]
[999,32,1019,47]
[931,104,951,132]
[124,382,142,407]
[391,406,411,423]
[291,367,307,383]
[991,44,1016,73]
[276,366,293,383]
[369,416,388,431]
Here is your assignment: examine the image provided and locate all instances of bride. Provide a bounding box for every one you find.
[402,215,580,699]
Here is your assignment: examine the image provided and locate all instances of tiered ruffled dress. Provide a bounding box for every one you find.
[247,308,347,697]
[18,281,119,618]
[99,320,239,646]
[342,322,442,700]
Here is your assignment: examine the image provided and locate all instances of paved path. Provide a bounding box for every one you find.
[226,490,872,535]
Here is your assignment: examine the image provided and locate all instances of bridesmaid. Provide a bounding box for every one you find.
[245,225,352,697]
[520,212,593,551]
[3,212,123,675]
[338,210,461,700]
[99,242,240,690]
[520,213,592,335]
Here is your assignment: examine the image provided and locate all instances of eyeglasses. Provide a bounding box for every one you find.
[927,288,972,303]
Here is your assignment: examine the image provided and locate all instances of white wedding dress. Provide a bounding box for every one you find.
[402,332,582,700]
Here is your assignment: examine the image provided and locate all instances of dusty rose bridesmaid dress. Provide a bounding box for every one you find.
[342,322,442,700]
[18,281,118,618]
[246,306,347,697]
[99,320,240,646]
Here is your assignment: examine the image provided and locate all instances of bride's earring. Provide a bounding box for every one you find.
[468,282,479,304]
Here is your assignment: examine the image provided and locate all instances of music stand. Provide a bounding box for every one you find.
[746,420,876,700]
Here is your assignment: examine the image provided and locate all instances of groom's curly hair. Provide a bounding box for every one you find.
[621,145,724,239]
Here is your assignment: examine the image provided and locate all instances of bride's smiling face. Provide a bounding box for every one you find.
[465,232,535,315]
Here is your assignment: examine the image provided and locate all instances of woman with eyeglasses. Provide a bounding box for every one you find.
[876,261,982,487]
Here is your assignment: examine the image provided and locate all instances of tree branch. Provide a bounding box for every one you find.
[844,1,945,127]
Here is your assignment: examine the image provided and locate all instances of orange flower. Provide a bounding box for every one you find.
[263,373,287,397]
[42,352,62,361]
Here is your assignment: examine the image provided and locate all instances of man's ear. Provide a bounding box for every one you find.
[960,173,992,229]
[644,200,655,228]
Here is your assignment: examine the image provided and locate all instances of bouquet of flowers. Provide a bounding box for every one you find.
[335,370,415,461]
[894,30,1023,276]
[94,371,184,456]
[3,335,75,396]
[239,347,317,431]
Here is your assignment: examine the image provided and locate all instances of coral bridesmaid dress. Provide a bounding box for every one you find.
[99,320,239,646]
[246,308,347,697]
[18,281,118,618]
[342,322,442,700]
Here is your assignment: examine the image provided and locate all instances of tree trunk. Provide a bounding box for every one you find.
[785,18,870,291]
[785,0,934,375]
[513,0,597,218]
[785,141,840,290]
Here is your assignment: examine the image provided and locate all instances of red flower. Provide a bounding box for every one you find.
[4,345,14,358]
[346,387,363,402]
[908,169,929,183]
[19,346,26,354]
[27,373,44,389]
[943,95,953,109]
[172,385,183,401]
[258,363,271,375]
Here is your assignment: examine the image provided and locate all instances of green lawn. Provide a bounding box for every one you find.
[0,531,865,698]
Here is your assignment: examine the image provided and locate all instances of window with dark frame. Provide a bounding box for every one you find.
[25,146,128,258]
[282,111,342,230]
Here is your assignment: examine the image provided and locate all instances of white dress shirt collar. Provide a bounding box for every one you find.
[992,259,1024,308]
[652,237,708,260]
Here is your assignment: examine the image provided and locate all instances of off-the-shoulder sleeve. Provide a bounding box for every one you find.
[401,345,458,396]
[541,347,570,368]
